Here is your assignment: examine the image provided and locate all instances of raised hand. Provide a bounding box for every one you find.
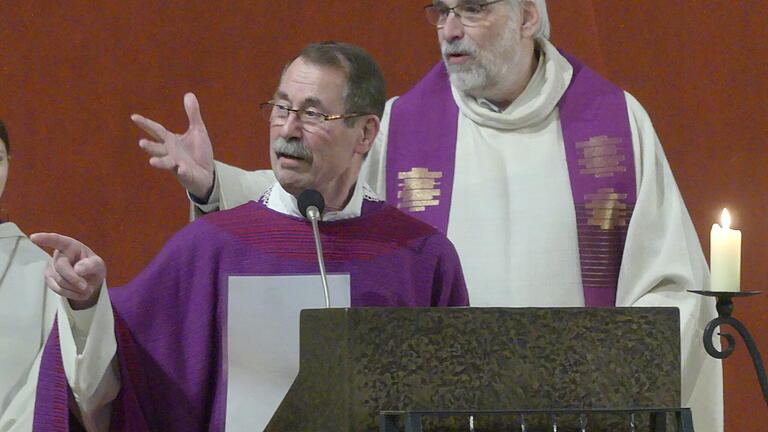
[30,233,106,310]
[132,92,215,199]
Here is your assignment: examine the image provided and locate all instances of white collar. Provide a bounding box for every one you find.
[452,38,574,130]
[264,180,380,221]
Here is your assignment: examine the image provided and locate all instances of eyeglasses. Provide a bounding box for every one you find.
[259,101,370,128]
[424,0,507,27]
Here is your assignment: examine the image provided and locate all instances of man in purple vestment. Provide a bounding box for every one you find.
[30,42,468,431]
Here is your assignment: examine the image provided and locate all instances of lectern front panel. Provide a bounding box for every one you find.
[266,307,680,431]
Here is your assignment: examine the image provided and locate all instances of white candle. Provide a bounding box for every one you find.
[710,208,741,291]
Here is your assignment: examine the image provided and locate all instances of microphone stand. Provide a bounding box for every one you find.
[307,207,331,308]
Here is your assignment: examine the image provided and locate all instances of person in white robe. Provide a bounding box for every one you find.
[0,122,61,430]
[134,2,723,431]
[0,120,115,432]
[0,119,57,432]
[0,223,59,432]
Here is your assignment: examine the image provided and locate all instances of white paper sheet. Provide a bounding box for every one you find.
[225,274,351,431]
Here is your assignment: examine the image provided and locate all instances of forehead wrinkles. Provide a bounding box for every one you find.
[436,0,509,8]
[277,62,348,110]
[273,90,328,111]
[434,0,467,7]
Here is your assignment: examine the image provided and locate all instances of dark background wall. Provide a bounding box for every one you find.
[1,1,765,429]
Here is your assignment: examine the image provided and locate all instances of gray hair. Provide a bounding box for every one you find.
[531,0,550,39]
[286,42,386,127]
[512,0,550,40]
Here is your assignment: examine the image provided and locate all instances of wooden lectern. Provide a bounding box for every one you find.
[265,307,684,431]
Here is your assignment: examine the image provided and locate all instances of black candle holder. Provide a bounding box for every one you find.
[689,290,767,406]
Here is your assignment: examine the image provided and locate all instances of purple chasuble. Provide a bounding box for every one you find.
[387,53,636,307]
[33,200,467,431]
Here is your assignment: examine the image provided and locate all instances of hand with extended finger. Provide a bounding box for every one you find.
[30,233,107,310]
[132,92,215,199]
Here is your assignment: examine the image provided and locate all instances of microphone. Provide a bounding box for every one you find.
[297,189,331,308]
[298,188,325,222]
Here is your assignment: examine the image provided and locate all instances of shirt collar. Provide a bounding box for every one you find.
[476,97,504,113]
[264,180,375,221]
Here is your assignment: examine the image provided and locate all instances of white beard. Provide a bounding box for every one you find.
[441,12,522,97]
[446,61,491,93]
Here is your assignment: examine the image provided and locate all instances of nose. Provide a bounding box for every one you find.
[440,12,465,42]
[277,111,303,139]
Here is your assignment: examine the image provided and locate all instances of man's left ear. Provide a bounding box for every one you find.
[520,1,541,39]
[355,115,381,156]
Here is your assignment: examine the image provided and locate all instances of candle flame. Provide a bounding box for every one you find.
[721,208,731,229]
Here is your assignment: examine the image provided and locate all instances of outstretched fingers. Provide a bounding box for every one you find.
[138,139,167,157]
[184,92,206,132]
[131,113,171,142]
[149,155,179,171]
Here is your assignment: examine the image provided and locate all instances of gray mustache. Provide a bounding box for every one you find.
[272,137,313,163]
[441,39,479,57]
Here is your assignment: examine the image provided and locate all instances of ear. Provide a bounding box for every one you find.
[520,1,541,39]
[354,115,381,156]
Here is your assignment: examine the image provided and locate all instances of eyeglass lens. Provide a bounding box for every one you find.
[425,1,503,27]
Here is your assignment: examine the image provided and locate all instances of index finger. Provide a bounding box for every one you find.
[131,113,171,142]
[30,233,85,259]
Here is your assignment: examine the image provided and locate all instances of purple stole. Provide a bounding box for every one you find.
[33,318,71,432]
[34,316,149,432]
[386,53,636,307]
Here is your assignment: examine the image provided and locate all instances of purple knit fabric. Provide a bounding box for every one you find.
[34,200,467,431]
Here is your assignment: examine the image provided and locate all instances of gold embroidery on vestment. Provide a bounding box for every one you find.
[584,188,630,229]
[397,168,442,212]
[577,136,627,178]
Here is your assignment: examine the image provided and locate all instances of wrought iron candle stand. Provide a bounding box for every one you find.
[689,290,767,406]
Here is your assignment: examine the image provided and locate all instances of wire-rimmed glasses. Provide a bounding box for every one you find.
[424,0,507,27]
[259,101,370,129]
